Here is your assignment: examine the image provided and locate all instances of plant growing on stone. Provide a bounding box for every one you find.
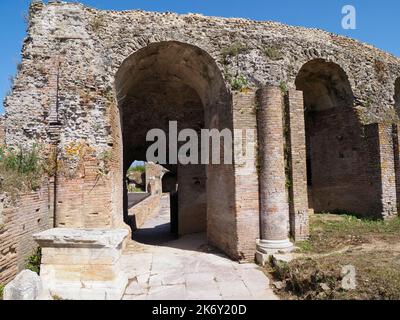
[42,147,58,177]
[60,142,99,179]
[264,46,283,61]
[374,59,386,83]
[221,42,249,64]
[279,81,288,95]
[0,145,43,196]
[89,16,105,33]
[95,150,113,179]
[26,247,42,275]
[0,283,4,300]
[229,75,250,92]
[79,90,93,106]
[128,165,145,174]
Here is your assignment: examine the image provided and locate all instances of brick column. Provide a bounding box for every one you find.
[378,124,398,218]
[365,123,398,218]
[287,89,309,240]
[232,90,260,260]
[256,86,293,260]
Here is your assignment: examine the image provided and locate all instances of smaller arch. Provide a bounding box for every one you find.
[295,58,374,217]
[295,58,354,111]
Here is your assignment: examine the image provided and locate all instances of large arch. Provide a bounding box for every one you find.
[295,59,375,216]
[114,41,236,254]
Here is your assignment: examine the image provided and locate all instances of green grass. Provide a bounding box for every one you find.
[128,186,144,193]
[270,250,400,300]
[26,247,42,274]
[268,213,400,300]
[296,214,400,254]
[0,284,4,300]
[127,165,145,174]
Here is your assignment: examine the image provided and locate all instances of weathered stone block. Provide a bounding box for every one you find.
[4,270,43,300]
[33,228,129,300]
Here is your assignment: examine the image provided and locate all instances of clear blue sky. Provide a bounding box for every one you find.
[1,0,400,114]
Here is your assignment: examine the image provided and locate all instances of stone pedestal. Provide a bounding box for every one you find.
[256,86,293,266]
[33,228,129,300]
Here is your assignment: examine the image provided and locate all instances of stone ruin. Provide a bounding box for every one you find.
[1,1,400,299]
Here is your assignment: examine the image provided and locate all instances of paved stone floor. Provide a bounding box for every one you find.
[122,194,278,300]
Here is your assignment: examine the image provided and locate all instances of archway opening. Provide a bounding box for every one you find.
[295,59,372,216]
[115,41,232,246]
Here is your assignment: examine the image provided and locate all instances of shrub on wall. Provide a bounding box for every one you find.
[0,145,43,197]
[229,75,250,92]
[26,247,42,275]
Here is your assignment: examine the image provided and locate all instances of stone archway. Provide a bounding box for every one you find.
[114,41,236,254]
[295,59,376,217]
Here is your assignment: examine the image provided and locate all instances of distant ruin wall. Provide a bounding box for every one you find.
[127,194,161,230]
[0,183,52,285]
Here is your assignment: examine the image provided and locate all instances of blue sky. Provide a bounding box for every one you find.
[1,0,400,113]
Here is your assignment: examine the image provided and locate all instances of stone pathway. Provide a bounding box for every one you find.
[121,194,278,300]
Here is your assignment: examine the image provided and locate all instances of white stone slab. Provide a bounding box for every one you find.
[34,228,129,249]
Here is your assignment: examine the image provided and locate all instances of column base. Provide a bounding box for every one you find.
[255,239,294,266]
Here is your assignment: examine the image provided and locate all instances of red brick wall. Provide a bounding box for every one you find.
[286,90,309,240]
[178,164,207,235]
[393,124,400,215]
[232,90,260,260]
[0,183,52,285]
[257,86,291,242]
[54,157,113,228]
[306,107,377,216]
[364,123,397,218]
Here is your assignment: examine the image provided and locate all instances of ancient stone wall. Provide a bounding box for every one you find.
[393,124,400,214]
[127,195,161,230]
[5,2,400,151]
[53,155,113,228]
[257,86,290,242]
[0,115,5,147]
[178,165,207,236]
[307,107,376,216]
[363,124,398,218]
[145,163,165,195]
[2,1,400,260]
[232,90,260,259]
[0,183,52,285]
[286,90,309,240]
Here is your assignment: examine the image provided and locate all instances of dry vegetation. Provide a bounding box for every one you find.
[0,145,43,199]
[266,214,400,300]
